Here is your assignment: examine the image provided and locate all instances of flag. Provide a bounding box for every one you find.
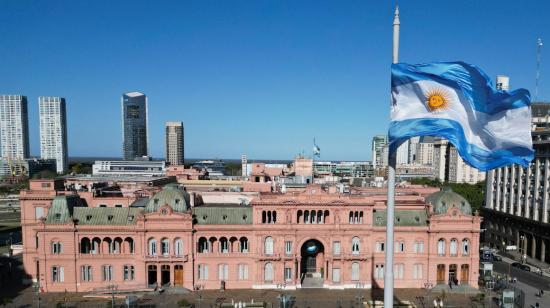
[389,61,534,171]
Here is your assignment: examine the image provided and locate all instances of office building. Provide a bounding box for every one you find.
[165,121,184,166]
[414,136,435,165]
[371,135,387,169]
[433,139,485,184]
[92,160,165,177]
[395,140,409,165]
[0,158,56,178]
[39,96,68,173]
[122,92,148,160]
[0,95,29,159]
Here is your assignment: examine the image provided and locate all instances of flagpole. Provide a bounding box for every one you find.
[384,5,399,308]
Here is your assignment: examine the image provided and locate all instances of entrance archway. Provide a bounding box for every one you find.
[148,265,157,286]
[300,239,325,285]
[161,265,171,286]
[436,264,445,284]
[174,265,184,286]
[460,264,469,284]
[449,264,457,285]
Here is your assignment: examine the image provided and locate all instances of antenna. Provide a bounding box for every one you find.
[536,37,543,101]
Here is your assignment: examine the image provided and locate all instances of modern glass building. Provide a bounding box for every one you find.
[122,92,148,160]
[39,96,68,173]
[0,95,30,160]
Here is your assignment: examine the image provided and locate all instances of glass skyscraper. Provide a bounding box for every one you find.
[122,92,148,160]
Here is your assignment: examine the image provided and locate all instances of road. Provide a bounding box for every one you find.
[493,260,550,290]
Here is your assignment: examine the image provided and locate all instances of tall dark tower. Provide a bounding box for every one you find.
[122,92,148,160]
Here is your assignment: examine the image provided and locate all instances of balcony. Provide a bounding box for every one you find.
[283,253,296,260]
[144,254,189,262]
[259,253,281,261]
[195,252,250,258]
[79,252,134,259]
[343,253,369,261]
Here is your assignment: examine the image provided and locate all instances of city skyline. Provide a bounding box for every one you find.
[1,1,549,161]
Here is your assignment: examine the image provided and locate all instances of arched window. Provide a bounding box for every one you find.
[92,237,101,254]
[264,236,274,255]
[239,237,249,253]
[323,210,329,224]
[267,211,272,223]
[352,237,360,254]
[304,210,310,224]
[462,239,470,256]
[297,210,303,224]
[264,262,274,281]
[198,237,208,253]
[262,211,266,223]
[80,238,91,254]
[317,211,322,224]
[124,237,134,254]
[359,212,364,223]
[272,211,277,223]
[148,238,157,256]
[113,237,122,254]
[351,262,360,281]
[450,238,458,256]
[311,210,316,223]
[437,239,446,256]
[174,238,183,256]
[161,238,170,256]
[349,212,354,223]
[220,237,229,253]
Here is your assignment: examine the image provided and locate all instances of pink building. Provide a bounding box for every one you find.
[21,180,481,292]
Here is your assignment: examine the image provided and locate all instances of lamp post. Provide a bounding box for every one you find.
[424,282,433,307]
[33,281,41,308]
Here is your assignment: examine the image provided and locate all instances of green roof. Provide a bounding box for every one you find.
[425,187,472,215]
[373,209,428,227]
[73,207,142,225]
[193,206,252,225]
[46,195,84,224]
[145,186,190,213]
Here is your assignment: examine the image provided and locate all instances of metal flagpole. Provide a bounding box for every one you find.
[384,5,400,308]
[535,38,543,102]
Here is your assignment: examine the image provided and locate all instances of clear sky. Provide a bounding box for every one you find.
[1,0,549,161]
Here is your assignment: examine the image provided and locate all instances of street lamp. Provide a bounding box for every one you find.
[32,281,41,308]
[424,282,433,307]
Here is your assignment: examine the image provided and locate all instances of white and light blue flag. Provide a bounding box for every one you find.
[389,62,534,171]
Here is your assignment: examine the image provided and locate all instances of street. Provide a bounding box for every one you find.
[493,261,550,291]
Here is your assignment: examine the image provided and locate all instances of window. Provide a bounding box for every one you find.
[123,265,135,281]
[148,238,157,256]
[264,237,274,255]
[413,264,423,279]
[240,237,249,253]
[35,207,45,219]
[264,263,274,281]
[351,237,360,254]
[284,267,292,281]
[51,241,62,254]
[220,238,229,253]
[462,239,470,256]
[52,266,64,282]
[375,264,384,279]
[102,265,113,281]
[218,264,229,280]
[42,183,51,188]
[376,241,385,252]
[437,239,446,256]
[80,265,92,282]
[394,264,404,279]
[285,241,293,255]
[333,241,341,256]
[161,238,170,256]
[351,262,360,281]
[332,268,341,283]
[198,264,208,280]
[174,238,183,256]
[395,241,405,253]
[450,239,458,256]
[238,264,249,280]
[413,241,424,253]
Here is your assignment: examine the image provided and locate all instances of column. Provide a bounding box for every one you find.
[495,168,501,212]
[541,239,546,263]
[543,158,549,223]
[532,236,537,258]
[486,170,495,209]
[517,167,524,217]
[157,264,162,287]
[503,167,509,213]
[534,159,541,221]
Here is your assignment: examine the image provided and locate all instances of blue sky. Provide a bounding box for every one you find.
[1,0,548,161]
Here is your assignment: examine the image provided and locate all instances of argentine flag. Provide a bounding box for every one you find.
[390,62,534,171]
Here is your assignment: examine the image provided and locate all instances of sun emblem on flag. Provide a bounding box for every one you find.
[425,88,450,112]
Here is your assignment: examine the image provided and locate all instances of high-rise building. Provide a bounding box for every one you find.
[496,75,510,91]
[414,136,435,165]
[371,135,387,169]
[241,155,248,178]
[0,95,29,159]
[395,140,409,165]
[39,97,68,174]
[433,138,485,184]
[165,121,184,165]
[122,92,148,160]
[408,136,420,163]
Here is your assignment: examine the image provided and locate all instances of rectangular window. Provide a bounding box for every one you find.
[52,266,64,282]
[81,265,92,282]
[395,241,405,253]
[285,241,293,255]
[238,264,249,280]
[52,242,62,254]
[394,264,404,279]
[284,267,292,281]
[124,265,135,281]
[332,268,341,283]
[375,264,384,279]
[414,241,424,253]
[218,264,229,280]
[351,263,360,281]
[198,264,208,280]
[376,242,385,252]
[35,207,45,219]
[413,264,423,279]
[102,265,113,281]
[333,241,341,256]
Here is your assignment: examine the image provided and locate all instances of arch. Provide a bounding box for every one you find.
[229,236,238,253]
[297,210,303,224]
[352,236,360,254]
[113,237,123,254]
[267,211,272,223]
[102,237,113,254]
[349,211,354,223]
[461,238,470,256]
[272,211,277,223]
[323,210,329,224]
[264,236,274,255]
[460,264,469,284]
[161,238,170,256]
[359,211,364,223]
[80,237,91,254]
[304,210,310,224]
[174,238,183,256]
[311,210,316,223]
[450,238,458,256]
[92,237,101,254]
[437,264,446,283]
[148,265,157,286]
[262,211,266,223]
[437,238,446,256]
[219,237,229,253]
[124,237,134,254]
[299,239,325,277]
[198,237,208,253]
[239,237,249,253]
[148,238,157,256]
[316,211,322,224]
[264,262,274,282]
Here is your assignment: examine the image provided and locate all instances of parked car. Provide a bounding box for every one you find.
[520,264,531,271]
[492,255,502,261]
[511,262,522,268]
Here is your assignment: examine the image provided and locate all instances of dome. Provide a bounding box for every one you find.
[425,187,472,215]
[145,185,190,213]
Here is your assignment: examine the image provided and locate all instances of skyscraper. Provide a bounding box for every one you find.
[122,92,148,160]
[39,96,68,174]
[371,135,387,169]
[0,95,29,159]
[165,121,184,165]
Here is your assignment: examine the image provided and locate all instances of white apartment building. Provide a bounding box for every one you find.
[39,96,68,173]
[433,138,485,184]
[0,95,29,159]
